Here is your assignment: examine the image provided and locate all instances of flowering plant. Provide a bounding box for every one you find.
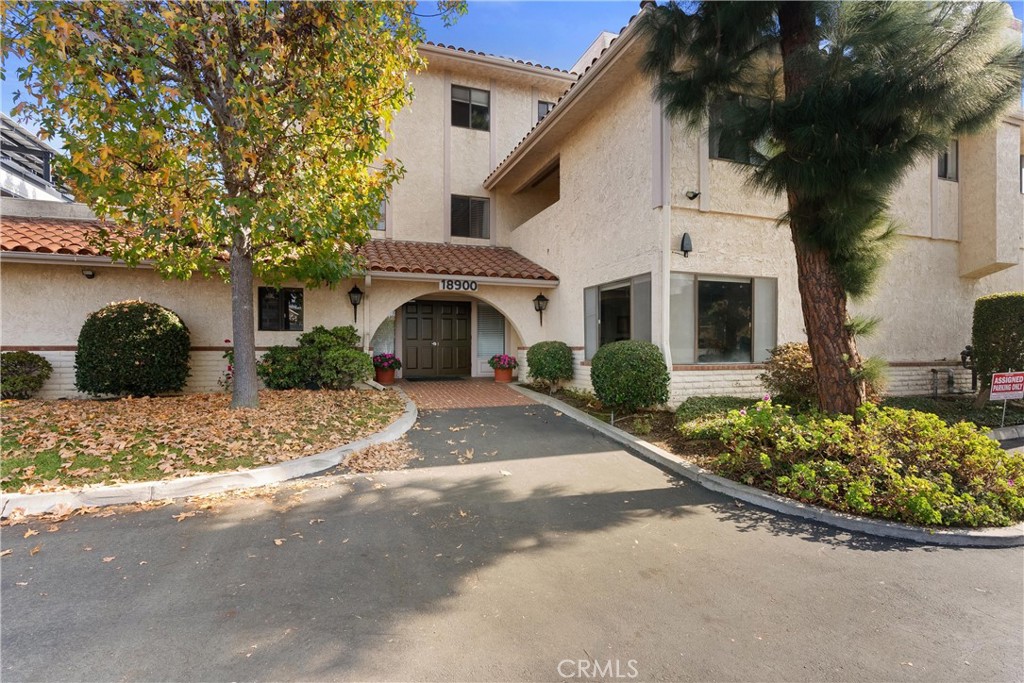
[488,354,518,370]
[372,353,402,370]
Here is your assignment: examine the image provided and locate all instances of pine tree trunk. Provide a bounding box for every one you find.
[229,236,260,409]
[778,1,865,415]
[790,232,866,413]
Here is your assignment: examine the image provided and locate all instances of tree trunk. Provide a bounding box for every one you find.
[790,233,866,413]
[778,1,865,415]
[229,235,260,409]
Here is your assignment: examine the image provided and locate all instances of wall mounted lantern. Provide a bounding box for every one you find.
[680,232,693,257]
[348,285,363,322]
[533,293,549,326]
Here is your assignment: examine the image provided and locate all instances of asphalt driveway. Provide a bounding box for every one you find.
[2,399,1022,682]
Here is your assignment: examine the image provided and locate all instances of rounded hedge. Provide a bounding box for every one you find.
[527,341,574,388]
[75,300,191,396]
[759,342,816,407]
[1,351,53,399]
[257,325,369,390]
[972,291,1024,389]
[590,340,670,413]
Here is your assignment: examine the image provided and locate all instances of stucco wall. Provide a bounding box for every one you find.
[503,76,660,348]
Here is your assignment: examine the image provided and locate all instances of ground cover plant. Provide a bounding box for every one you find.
[1,389,404,493]
[705,400,1024,526]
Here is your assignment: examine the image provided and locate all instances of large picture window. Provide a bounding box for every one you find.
[583,274,652,359]
[258,287,304,331]
[670,273,777,364]
[451,195,490,239]
[452,85,490,131]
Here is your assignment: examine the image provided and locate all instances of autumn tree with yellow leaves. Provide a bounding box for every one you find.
[2,1,464,407]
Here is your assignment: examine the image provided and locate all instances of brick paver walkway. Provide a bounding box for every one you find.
[397,379,536,410]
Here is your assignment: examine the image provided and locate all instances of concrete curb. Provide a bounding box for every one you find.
[509,384,1024,548]
[990,423,1024,441]
[0,388,418,518]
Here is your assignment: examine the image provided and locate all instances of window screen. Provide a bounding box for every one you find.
[258,287,303,331]
[452,85,490,131]
[451,195,490,239]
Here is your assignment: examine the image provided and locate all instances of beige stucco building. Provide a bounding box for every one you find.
[2,5,1023,403]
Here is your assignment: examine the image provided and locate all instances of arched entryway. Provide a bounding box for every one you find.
[365,286,530,380]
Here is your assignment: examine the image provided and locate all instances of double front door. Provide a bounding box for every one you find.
[403,301,472,377]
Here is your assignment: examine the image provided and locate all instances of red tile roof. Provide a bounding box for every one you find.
[0,216,558,283]
[1,215,106,255]
[422,41,573,76]
[362,239,557,282]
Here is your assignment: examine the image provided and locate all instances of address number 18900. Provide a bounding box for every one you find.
[439,279,479,292]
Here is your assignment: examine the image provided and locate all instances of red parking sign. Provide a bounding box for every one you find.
[990,372,1024,401]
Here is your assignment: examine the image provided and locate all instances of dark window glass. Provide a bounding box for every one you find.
[697,279,752,363]
[709,94,765,165]
[451,195,490,238]
[938,140,958,181]
[538,100,555,121]
[599,285,631,347]
[258,287,303,331]
[452,85,489,131]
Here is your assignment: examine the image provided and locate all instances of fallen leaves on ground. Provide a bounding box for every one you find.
[1,389,404,493]
[344,438,421,473]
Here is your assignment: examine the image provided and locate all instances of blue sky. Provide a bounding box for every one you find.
[2,1,1022,140]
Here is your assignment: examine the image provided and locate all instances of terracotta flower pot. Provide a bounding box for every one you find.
[375,367,396,385]
[493,367,513,383]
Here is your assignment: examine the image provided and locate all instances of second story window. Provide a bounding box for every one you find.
[709,94,766,165]
[538,100,555,122]
[451,195,489,239]
[452,85,490,131]
[373,199,386,231]
[938,140,958,181]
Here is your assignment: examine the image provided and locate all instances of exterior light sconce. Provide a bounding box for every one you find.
[81,269,96,279]
[533,293,549,326]
[348,285,363,322]
[680,232,693,257]
[685,191,701,200]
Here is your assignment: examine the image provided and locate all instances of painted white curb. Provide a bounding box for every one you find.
[509,384,1024,548]
[1,388,418,518]
[990,423,1024,441]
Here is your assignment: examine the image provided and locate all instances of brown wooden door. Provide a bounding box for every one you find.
[403,301,471,377]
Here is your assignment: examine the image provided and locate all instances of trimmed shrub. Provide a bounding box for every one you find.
[527,341,574,391]
[256,346,305,390]
[257,325,370,390]
[676,396,759,440]
[75,300,191,396]
[759,342,816,408]
[711,400,1024,527]
[320,347,373,389]
[1,351,53,399]
[590,340,670,414]
[760,342,885,407]
[972,291,1024,389]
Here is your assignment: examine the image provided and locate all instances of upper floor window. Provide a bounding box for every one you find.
[709,94,766,165]
[258,287,303,331]
[938,140,958,181]
[451,195,489,239]
[452,85,490,131]
[373,199,386,231]
[538,100,555,122]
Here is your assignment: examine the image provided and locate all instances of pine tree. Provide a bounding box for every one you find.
[641,1,1023,414]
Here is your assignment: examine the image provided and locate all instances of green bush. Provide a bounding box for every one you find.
[320,347,373,389]
[257,325,369,390]
[972,291,1024,389]
[760,342,885,407]
[75,300,191,396]
[1,351,53,399]
[590,340,670,413]
[256,346,305,390]
[759,342,816,407]
[527,341,574,391]
[711,400,1024,527]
